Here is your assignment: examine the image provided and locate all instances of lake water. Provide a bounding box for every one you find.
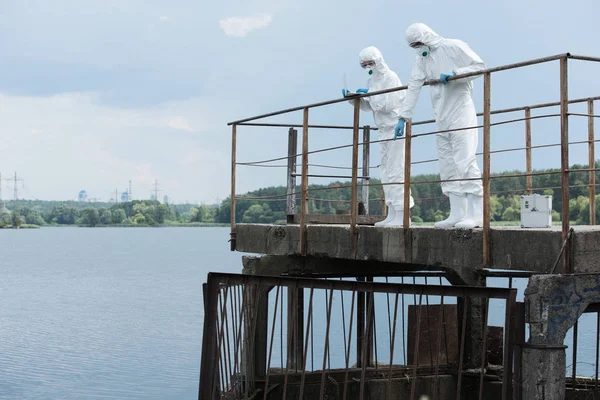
[0,227,240,400]
[0,227,597,400]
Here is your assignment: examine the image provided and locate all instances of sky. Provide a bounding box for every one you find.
[1,0,599,204]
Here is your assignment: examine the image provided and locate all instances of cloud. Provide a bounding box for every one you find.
[219,14,272,38]
[167,116,194,132]
[0,92,231,203]
[159,16,171,22]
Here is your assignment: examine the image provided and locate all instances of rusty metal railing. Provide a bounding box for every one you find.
[199,273,519,400]
[227,53,600,272]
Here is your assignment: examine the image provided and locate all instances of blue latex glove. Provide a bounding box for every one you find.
[394,119,405,140]
[341,89,351,97]
[440,72,455,84]
[356,88,369,94]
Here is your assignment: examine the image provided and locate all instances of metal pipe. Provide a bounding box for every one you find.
[560,56,571,273]
[362,126,371,215]
[300,108,309,256]
[483,72,492,266]
[569,54,600,63]
[227,53,569,125]
[286,128,298,222]
[290,173,370,179]
[590,100,596,225]
[403,122,412,230]
[230,124,237,251]
[234,95,600,129]
[351,101,360,254]
[525,108,533,193]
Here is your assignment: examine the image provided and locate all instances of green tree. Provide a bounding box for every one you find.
[100,209,112,225]
[81,208,100,227]
[12,212,23,228]
[111,209,126,224]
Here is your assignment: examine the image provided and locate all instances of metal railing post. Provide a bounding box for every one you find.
[230,124,237,251]
[483,72,492,266]
[525,108,533,194]
[560,56,571,272]
[589,99,596,225]
[300,109,309,256]
[286,128,298,223]
[361,125,371,215]
[403,122,412,230]
[351,101,360,254]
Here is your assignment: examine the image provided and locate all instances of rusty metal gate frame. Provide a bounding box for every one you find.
[199,273,519,400]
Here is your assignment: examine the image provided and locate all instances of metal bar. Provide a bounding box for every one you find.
[569,112,600,118]
[263,286,281,400]
[221,287,233,391]
[569,54,600,63]
[291,173,370,179]
[366,277,375,368]
[362,126,371,215]
[300,108,309,256]
[525,108,533,193]
[403,122,412,230]
[227,53,569,125]
[319,289,335,400]
[502,290,518,400]
[351,101,360,256]
[342,290,356,400]
[357,278,365,368]
[213,285,230,396]
[199,276,221,399]
[456,294,469,399]
[410,291,424,400]
[298,287,314,400]
[282,282,299,400]
[572,321,578,388]
[286,128,298,223]
[483,72,492,266]
[401,277,406,365]
[590,100,596,225]
[513,302,525,400]
[560,56,571,273]
[230,125,237,251]
[387,292,400,400]
[478,296,490,400]
[287,286,304,372]
[359,286,375,400]
[231,285,249,397]
[206,272,517,299]
[218,293,226,394]
[234,94,600,129]
[433,293,445,400]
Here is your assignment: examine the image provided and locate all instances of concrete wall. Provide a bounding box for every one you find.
[234,224,600,273]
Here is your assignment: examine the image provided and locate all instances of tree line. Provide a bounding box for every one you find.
[214,161,600,225]
[2,200,219,228]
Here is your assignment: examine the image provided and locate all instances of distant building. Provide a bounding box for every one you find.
[163,195,170,204]
[78,190,88,202]
[121,191,129,202]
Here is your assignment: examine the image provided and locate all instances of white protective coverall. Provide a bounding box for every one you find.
[351,47,414,226]
[397,23,486,228]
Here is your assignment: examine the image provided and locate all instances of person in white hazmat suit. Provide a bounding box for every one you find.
[394,23,486,229]
[343,46,414,227]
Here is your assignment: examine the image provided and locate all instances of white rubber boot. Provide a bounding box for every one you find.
[434,193,467,229]
[455,194,484,229]
[384,206,409,227]
[375,206,395,227]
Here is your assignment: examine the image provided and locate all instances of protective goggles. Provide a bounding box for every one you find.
[360,61,375,69]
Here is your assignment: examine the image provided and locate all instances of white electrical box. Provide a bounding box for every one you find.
[520,194,552,228]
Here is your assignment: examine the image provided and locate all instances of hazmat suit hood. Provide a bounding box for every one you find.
[359,46,389,76]
[405,23,443,49]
